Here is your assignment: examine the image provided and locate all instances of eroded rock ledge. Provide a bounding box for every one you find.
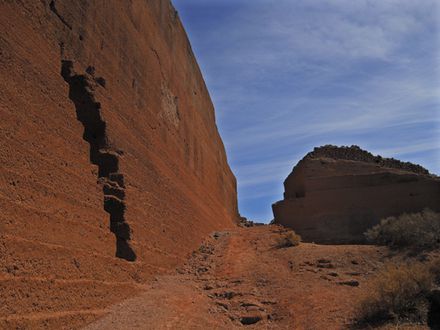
[304,145,430,175]
[272,145,440,244]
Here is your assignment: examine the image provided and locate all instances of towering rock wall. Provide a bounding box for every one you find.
[0,0,238,327]
[273,146,440,244]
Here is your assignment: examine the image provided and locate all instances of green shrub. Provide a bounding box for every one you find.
[365,209,440,250]
[356,262,435,326]
[276,230,301,248]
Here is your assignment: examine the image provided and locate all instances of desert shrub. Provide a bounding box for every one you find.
[365,209,440,250]
[356,262,435,326]
[276,230,301,248]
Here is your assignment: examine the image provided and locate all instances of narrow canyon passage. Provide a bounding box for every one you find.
[84,226,389,329]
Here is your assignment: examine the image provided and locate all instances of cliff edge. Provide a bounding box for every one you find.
[0,0,238,328]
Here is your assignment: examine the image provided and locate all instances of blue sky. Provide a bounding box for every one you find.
[172,0,440,222]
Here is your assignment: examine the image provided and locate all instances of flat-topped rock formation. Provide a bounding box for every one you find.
[0,0,238,327]
[272,145,440,244]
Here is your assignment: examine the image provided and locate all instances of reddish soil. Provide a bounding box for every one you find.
[81,226,406,330]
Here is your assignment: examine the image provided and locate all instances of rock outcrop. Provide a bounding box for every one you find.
[272,145,440,244]
[0,0,238,327]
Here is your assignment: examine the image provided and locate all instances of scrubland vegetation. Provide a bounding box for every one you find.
[355,261,439,326]
[276,230,301,248]
[365,209,440,251]
[356,209,440,328]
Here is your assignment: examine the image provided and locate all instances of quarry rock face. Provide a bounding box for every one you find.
[0,0,238,327]
[272,146,440,244]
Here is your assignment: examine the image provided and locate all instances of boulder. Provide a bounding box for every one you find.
[272,145,440,243]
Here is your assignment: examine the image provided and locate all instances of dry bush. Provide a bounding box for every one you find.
[365,209,440,250]
[276,231,301,248]
[355,262,435,326]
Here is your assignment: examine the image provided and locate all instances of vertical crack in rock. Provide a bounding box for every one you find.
[61,60,136,261]
[49,1,73,30]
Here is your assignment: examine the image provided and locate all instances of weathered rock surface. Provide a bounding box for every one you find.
[0,0,238,327]
[272,145,440,244]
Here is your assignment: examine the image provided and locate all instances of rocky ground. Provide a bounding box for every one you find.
[82,225,418,330]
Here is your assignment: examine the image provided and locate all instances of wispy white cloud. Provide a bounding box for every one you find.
[174,0,440,221]
[226,72,439,151]
[375,140,440,158]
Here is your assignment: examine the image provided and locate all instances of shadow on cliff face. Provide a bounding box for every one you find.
[428,290,440,330]
[61,60,136,261]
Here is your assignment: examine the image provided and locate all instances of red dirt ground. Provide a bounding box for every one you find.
[81,226,426,330]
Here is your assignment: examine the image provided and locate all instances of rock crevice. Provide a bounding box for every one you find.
[61,60,136,261]
[49,0,72,30]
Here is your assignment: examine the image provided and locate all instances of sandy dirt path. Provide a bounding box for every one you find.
[84,226,396,329]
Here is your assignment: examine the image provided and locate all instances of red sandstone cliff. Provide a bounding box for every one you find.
[272,146,440,244]
[0,0,238,327]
